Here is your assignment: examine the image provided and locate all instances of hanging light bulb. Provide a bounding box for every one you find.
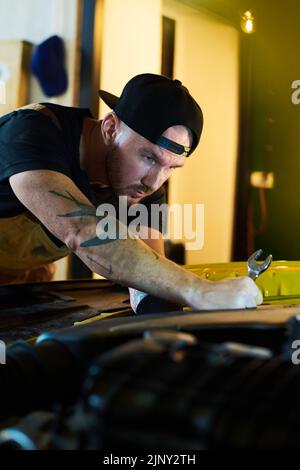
[241,10,255,34]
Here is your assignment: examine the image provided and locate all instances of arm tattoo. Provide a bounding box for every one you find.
[80,236,118,247]
[49,189,131,247]
[49,190,96,217]
[86,255,113,275]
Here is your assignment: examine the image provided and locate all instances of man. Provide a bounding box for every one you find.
[0,73,262,311]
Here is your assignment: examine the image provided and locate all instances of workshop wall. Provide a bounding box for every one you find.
[0,0,81,106]
[182,0,300,262]
[98,0,162,117]
[0,0,82,280]
[245,0,300,261]
[163,0,239,264]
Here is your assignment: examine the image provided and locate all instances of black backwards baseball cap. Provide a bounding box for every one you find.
[98,73,203,157]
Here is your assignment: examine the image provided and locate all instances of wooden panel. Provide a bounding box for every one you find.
[0,40,32,116]
[161,16,175,79]
[161,16,176,205]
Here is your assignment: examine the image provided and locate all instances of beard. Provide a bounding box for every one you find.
[105,146,124,196]
[105,146,151,206]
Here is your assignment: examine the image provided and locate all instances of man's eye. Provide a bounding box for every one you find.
[143,155,155,164]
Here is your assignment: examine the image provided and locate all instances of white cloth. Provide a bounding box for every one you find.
[129,287,149,314]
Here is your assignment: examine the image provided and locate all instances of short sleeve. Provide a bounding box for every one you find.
[0,110,71,182]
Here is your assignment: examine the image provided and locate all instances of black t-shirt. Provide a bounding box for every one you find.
[0,103,166,247]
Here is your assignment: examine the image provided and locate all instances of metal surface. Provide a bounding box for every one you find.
[0,279,130,344]
[247,249,273,280]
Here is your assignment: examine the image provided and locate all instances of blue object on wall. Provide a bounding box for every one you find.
[31,35,68,97]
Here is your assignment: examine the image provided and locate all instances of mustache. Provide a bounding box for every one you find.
[131,185,151,194]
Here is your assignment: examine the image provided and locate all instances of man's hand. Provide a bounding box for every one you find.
[187,276,263,310]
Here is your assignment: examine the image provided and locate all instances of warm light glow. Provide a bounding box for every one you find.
[241,10,255,34]
[245,19,253,33]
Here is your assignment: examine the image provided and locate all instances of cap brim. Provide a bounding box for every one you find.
[98,90,119,109]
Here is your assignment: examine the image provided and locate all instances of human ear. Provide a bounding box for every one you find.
[101,113,119,146]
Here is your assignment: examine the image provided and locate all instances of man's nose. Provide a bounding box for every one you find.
[141,167,165,192]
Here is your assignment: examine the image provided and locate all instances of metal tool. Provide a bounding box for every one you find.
[247,249,273,280]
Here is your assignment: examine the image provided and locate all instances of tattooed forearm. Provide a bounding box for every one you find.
[86,255,113,275]
[80,226,140,247]
[81,236,117,247]
[49,189,137,247]
[49,190,96,217]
